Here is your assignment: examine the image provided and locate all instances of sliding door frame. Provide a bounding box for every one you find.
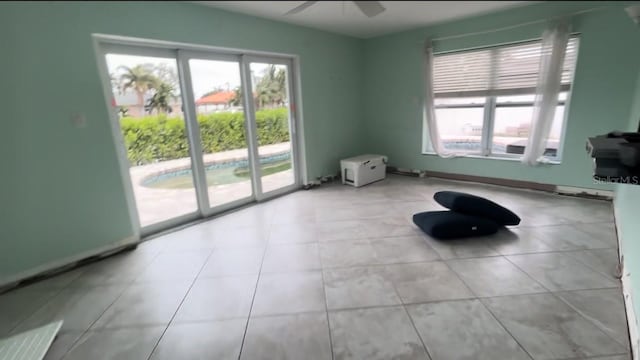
[243,55,302,200]
[93,34,306,237]
[239,55,265,199]
[177,50,258,217]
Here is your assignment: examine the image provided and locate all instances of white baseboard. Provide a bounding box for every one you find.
[622,270,639,359]
[391,167,422,174]
[614,202,639,359]
[622,262,640,360]
[0,235,139,290]
[556,185,614,199]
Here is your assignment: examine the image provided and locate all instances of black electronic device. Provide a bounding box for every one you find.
[586,131,640,181]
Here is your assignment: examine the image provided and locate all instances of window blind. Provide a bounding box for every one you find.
[433,37,578,98]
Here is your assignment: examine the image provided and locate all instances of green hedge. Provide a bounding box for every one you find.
[120,108,290,165]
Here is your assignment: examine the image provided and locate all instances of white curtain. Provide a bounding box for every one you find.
[424,41,455,158]
[522,23,571,165]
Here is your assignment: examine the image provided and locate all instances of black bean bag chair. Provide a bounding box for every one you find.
[434,191,520,226]
[412,211,500,239]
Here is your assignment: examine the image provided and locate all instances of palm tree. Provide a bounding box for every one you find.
[118,64,159,111]
[154,63,179,90]
[273,68,287,105]
[109,72,120,93]
[145,82,175,114]
[229,87,243,107]
[255,66,287,109]
[255,84,272,109]
[118,106,130,117]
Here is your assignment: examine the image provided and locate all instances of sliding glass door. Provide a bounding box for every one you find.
[99,43,301,234]
[181,56,254,211]
[104,52,199,228]
[246,59,297,195]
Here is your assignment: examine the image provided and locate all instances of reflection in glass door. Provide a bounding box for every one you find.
[104,53,198,228]
[248,61,296,194]
[185,58,253,209]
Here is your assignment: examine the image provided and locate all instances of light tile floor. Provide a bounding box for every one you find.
[0,175,630,360]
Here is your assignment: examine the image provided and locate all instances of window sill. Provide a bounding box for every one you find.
[421,152,562,165]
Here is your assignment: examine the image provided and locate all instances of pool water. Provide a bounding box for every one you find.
[142,153,292,189]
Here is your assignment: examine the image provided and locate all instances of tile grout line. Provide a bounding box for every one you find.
[319,268,336,360]
[400,304,433,360]
[502,253,621,294]
[193,286,625,319]
[5,286,78,360]
[319,231,618,257]
[418,245,624,359]
[7,286,70,336]
[438,257,483,297]
[145,247,215,360]
[548,290,631,351]
[411,258,546,359]
[475,297,537,360]
[561,352,630,359]
[501,254,560,294]
[387,267,435,360]
[7,266,98,336]
[480,292,630,359]
[494,246,619,257]
[236,219,274,360]
[56,281,139,359]
[15,259,157,360]
[563,249,625,283]
[473,286,617,300]
[52,250,164,360]
[316,230,423,243]
[316,210,336,360]
[475,276,628,360]
[312,242,619,273]
[443,254,550,298]
[515,219,615,229]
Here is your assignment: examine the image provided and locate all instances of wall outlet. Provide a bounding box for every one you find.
[71,113,87,128]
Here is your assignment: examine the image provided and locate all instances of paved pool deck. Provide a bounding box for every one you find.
[129,142,294,227]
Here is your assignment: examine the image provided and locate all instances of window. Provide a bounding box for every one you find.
[425,37,579,160]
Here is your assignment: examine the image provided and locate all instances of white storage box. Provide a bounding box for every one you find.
[340,154,388,187]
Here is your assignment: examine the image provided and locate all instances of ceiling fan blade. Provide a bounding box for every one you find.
[353,1,386,18]
[285,1,319,15]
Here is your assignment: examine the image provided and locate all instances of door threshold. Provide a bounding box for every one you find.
[141,185,302,242]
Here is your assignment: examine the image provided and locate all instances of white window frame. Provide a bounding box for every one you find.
[422,36,579,163]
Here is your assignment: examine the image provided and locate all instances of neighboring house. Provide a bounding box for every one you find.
[113,91,182,117]
[504,123,530,137]
[112,89,240,117]
[195,91,237,113]
[462,123,483,136]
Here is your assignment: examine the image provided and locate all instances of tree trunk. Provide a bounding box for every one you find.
[136,91,144,115]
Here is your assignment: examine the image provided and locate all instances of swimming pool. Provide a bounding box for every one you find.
[141,151,291,189]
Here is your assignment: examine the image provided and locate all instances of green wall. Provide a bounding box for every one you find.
[0,2,363,282]
[363,3,640,189]
[4,1,640,287]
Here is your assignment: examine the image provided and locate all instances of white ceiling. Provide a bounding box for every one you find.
[194,1,534,38]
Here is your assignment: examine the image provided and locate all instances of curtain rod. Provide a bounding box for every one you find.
[430,7,602,42]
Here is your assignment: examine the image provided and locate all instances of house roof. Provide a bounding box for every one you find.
[196,91,235,105]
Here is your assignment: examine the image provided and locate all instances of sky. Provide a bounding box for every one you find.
[105,53,277,99]
[436,106,565,140]
[435,93,567,139]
